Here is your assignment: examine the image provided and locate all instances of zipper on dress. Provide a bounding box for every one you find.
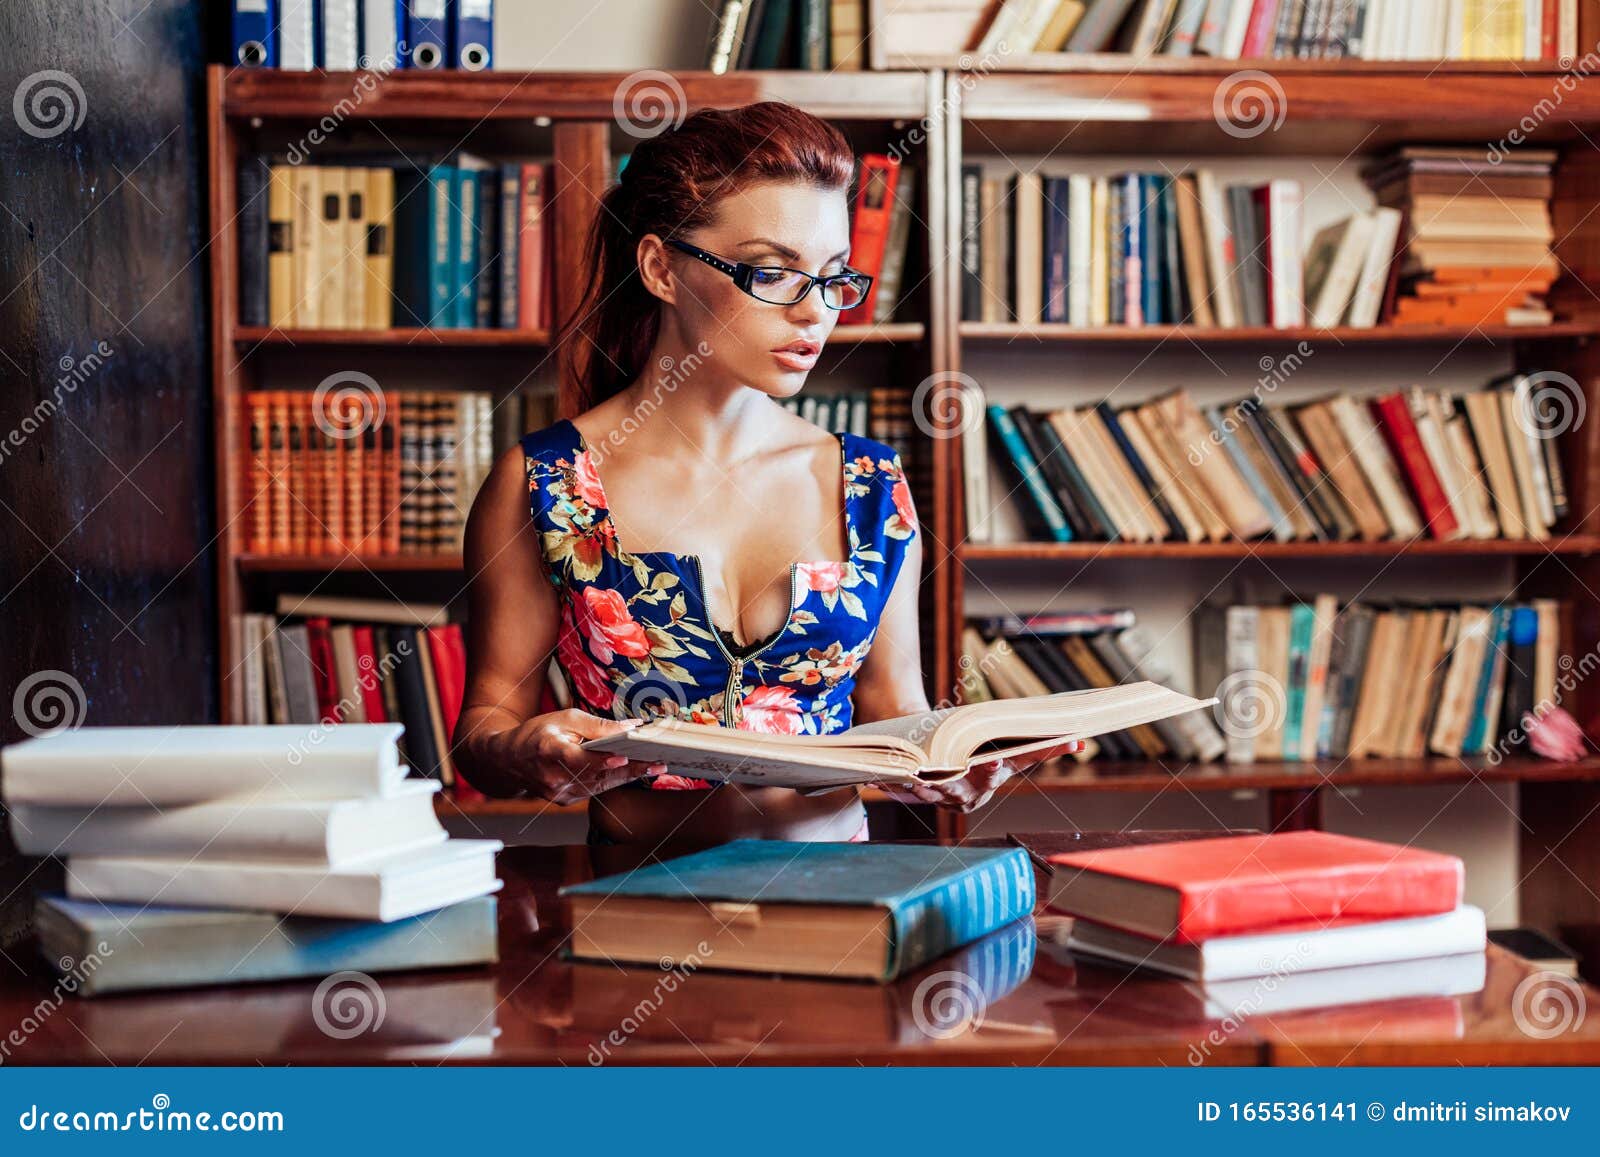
[688,554,798,729]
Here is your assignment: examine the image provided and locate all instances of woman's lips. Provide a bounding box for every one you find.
[771,345,819,370]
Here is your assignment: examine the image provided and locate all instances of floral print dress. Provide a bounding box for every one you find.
[522,417,918,792]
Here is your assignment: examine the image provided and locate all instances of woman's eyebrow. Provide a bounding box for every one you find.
[737,238,850,263]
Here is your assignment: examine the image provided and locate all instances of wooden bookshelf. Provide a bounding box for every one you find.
[960,321,1600,346]
[205,65,951,816]
[960,537,1600,561]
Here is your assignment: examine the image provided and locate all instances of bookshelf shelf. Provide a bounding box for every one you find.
[960,536,1600,562]
[435,787,905,818]
[236,552,465,573]
[233,326,552,348]
[959,321,1600,346]
[887,55,1587,76]
[1000,755,1600,797]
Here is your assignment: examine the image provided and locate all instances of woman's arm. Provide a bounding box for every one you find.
[452,445,661,801]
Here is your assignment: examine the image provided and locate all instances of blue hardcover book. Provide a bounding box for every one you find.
[452,0,494,70]
[987,405,1073,542]
[362,0,408,69]
[1140,174,1162,326]
[1042,177,1070,324]
[1464,607,1510,755]
[232,0,276,66]
[452,166,480,328]
[560,840,1036,981]
[405,0,448,69]
[497,163,521,327]
[35,893,498,996]
[1205,404,1290,540]
[394,163,458,327]
[1283,602,1313,758]
[1121,173,1142,326]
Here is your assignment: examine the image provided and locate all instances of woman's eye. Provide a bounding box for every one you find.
[751,268,788,286]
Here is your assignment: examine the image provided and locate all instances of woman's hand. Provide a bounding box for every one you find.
[490,709,668,804]
[872,740,1086,813]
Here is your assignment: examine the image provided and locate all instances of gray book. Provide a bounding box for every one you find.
[1227,184,1269,327]
[1329,605,1376,757]
[275,621,320,724]
[1066,0,1143,52]
[35,893,498,996]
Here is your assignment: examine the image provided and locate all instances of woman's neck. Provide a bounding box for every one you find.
[610,334,782,465]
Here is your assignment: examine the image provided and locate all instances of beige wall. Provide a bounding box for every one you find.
[494,0,719,71]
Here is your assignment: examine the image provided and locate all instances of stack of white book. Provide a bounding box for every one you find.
[0,724,502,992]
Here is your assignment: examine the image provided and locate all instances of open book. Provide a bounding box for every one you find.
[581,682,1215,789]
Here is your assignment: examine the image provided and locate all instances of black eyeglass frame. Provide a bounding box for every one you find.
[664,238,873,309]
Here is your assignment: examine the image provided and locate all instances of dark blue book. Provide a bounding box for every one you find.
[1140,174,1162,326]
[988,405,1073,542]
[1121,173,1143,326]
[1043,176,1071,324]
[393,163,457,327]
[561,840,1036,981]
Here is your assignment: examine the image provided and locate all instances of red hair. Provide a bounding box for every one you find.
[561,101,857,413]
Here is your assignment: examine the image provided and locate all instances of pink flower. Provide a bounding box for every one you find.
[574,586,651,663]
[890,476,917,533]
[570,449,607,510]
[795,561,846,600]
[738,684,802,734]
[556,603,613,710]
[648,772,715,791]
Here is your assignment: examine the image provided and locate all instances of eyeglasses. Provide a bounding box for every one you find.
[665,238,873,310]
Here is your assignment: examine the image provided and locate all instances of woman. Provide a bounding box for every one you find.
[455,100,1076,845]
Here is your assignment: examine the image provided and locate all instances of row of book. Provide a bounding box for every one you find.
[706,0,872,71]
[238,156,551,332]
[1374,147,1558,328]
[963,168,1372,330]
[244,389,494,557]
[230,0,494,71]
[1049,830,1486,1010]
[958,609,1230,763]
[1201,595,1565,762]
[975,0,1580,61]
[4,724,501,995]
[973,376,1571,544]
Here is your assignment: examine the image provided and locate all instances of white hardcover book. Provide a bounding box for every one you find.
[10,780,444,865]
[1305,213,1376,329]
[976,0,1030,55]
[1199,950,1487,1017]
[66,838,505,922]
[1068,904,1487,981]
[1446,0,1466,57]
[0,723,407,806]
[1345,207,1402,328]
[1223,605,1260,764]
[1526,0,1544,59]
[1329,395,1423,537]
[1067,175,1094,327]
[361,0,402,69]
[1513,375,1558,528]
[278,0,315,70]
[1220,0,1254,56]
[1089,177,1110,327]
[1268,180,1304,328]
[321,0,359,69]
[1194,169,1240,328]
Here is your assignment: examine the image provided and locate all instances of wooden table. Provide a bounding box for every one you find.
[3,836,1599,1066]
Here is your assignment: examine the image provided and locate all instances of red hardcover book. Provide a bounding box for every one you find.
[350,625,388,722]
[517,162,547,331]
[1543,0,1559,61]
[1046,831,1464,944]
[302,615,342,724]
[1242,0,1283,57]
[841,154,900,326]
[1371,392,1461,539]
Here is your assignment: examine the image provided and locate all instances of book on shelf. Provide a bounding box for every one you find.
[238,154,553,332]
[908,0,1578,62]
[561,839,1036,981]
[581,681,1214,788]
[1,723,503,923]
[34,893,499,996]
[960,614,1229,763]
[705,0,870,71]
[1199,594,1566,761]
[243,388,496,558]
[230,1,494,72]
[966,374,1570,545]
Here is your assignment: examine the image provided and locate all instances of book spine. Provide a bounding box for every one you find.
[1371,394,1461,539]
[887,849,1036,977]
[988,407,1073,541]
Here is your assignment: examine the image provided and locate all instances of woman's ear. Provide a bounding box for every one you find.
[636,233,676,305]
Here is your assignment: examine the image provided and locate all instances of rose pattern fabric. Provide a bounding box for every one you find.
[522,418,916,791]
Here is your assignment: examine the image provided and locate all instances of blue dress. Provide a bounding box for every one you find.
[521,417,918,791]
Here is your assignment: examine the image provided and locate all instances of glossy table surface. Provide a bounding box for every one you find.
[3,835,1599,1066]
